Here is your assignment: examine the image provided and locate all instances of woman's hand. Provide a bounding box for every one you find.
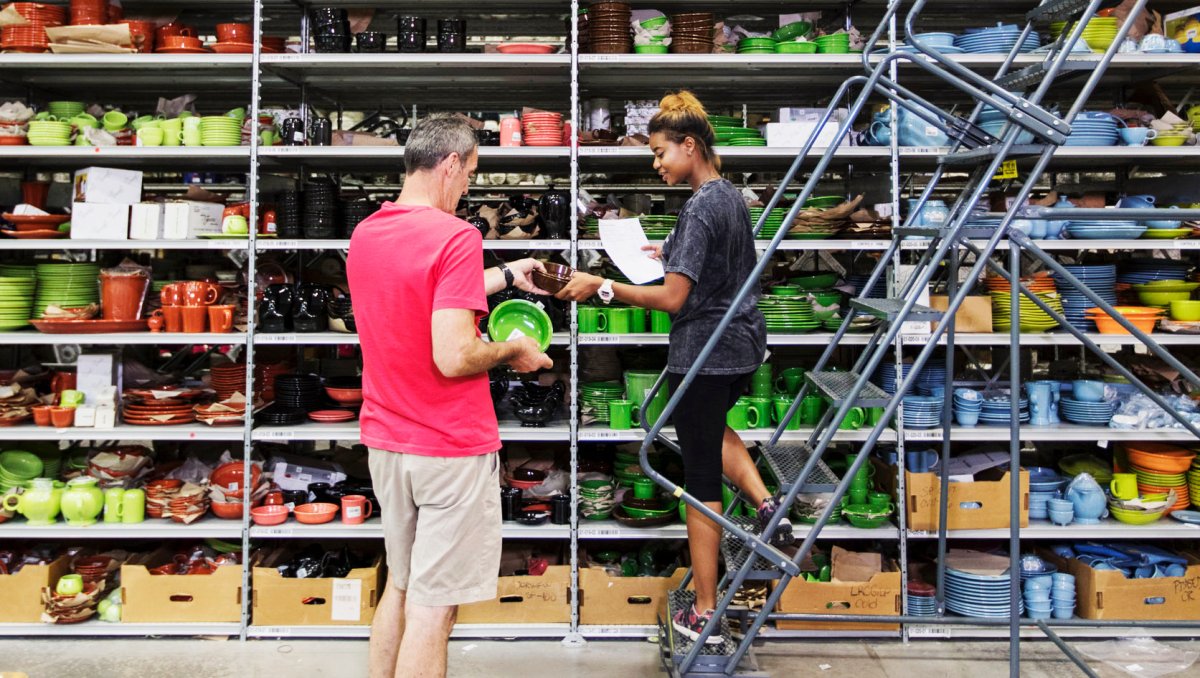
[555,271,605,301]
[641,244,663,260]
[507,258,552,295]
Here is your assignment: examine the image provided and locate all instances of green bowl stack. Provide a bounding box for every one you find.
[737,36,778,54]
[749,207,788,238]
[32,262,101,320]
[580,381,624,423]
[0,273,37,330]
[638,214,677,239]
[814,33,852,54]
[758,294,821,333]
[713,125,765,146]
[776,40,818,54]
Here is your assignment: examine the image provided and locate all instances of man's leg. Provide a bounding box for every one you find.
[395,603,457,678]
[368,578,406,678]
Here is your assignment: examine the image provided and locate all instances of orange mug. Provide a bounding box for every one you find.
[180,306,206,333]
[163,306,184,332]
[160,282,184,307]
[207,305,234,333]
[181,281,220,306]
[50,371,76,394]
[340,495,373,525]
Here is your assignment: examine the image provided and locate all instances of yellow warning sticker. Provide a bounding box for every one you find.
[993,160,1019,180]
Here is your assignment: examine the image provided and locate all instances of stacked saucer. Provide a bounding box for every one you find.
[758,294,820,333]
[210,363,247,400]
[200,116,243,147]
[1118,259,1192,285]
[522,111,564,147]
[580,381,624,423]
[1053,264,1117,332]
[1063,112,1119,146]
[990,290,1063,332]
[256,404,306,426]
[908,581,938,617]
[1058,395,1115,426]
[901,395,943,429]
[274,373,323,410]
[979,392,1030,425]
[33,263,101,319]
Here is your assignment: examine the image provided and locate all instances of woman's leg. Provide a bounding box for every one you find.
[686,499,725,612]
[721,426,769,506]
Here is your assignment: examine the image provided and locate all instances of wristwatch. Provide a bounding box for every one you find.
[598,278,615,304]
[497,262,515,289]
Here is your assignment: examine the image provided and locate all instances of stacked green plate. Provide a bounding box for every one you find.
[822,313,881,333]
[738,37,778,54]
[47,101,85,119]
[749,207,788,238]
[638,214,677,239]
[758,294,821,333]
[707,115,742,128]
[0,450,43,491]
[814,33,851,54]
[990,291,1063,333]
[805,195,845,209]
[0,275,37,330]
[581,215,600,238]
[200,116,244,147]
[26,120,73,146]
[714,125,766,146]
[33,262,100,319]
[580,381,625,423]
[0,264,36,278]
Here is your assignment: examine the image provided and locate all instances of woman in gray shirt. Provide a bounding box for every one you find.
[556,91,789,645]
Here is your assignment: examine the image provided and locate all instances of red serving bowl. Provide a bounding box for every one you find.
[210,501,244,520]
[210,461,261,495]
[215,22,251,42]
[294,502,338,524]
[250,505,289,526]
[324,386,363,404]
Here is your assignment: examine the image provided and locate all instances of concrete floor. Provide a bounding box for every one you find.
[3,637,1195,678]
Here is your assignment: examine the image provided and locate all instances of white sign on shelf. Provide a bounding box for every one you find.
[330,579,363,622]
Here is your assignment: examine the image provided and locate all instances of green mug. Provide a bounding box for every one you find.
[103,487,124,523]
[775,367,806,395]
[260,129,277,146]
[868,491,892,510]
[799,394,825,425]
[837,406,865,430]
[607,307,633,334]
[747,396,772,429]
[121,488,145,523]
[608,399,634,430]
[866,407,884,426]
[625,370,666,426]
[578,306,605,333]
[130,115,158,130]
[1109,473,1138,501]
[751,364,773,397]
[650,310,672,333]
[633,477,656,500]
[629,307,646,334]
[772,396,801,430]
[726,397,760,430]
[161,118,184,146]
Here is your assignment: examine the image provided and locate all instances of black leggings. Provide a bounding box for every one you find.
[667,370,754,503]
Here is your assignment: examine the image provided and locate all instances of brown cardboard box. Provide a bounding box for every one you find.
[775,569,902,631]
[579,567,686,626]
[930,295,993,333]
[878,464,1029,531]
[252,554,384,626]
[1041,549,1200,620]
[0,555,70,622]
[457,565,571,624]
[121,549,243,623]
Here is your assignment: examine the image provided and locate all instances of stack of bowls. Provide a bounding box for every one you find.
[276,189,302,238]
[773,20,813,42]
[737,37,778,54]
[776,40,817,54]
[901,395,943,429]
[1189,456,1199,509]
[0,450,43,491]
[979,392,1030,425]
[47,102,85,120]
[1133,281,1199,308]
[1047,497,1074,525]
[580,381,624,423]
[1126,443,1193,514]
[200,116,243,147]
[908,581,938,616]
[814,32,851,54]
[340,199,379,237]
[990,290,1063,332]
[1054,264,1117,332]
[0,275,36,330]
[1027,466,1065,520]
[714,125,765,147]
[311,7,351,53]
[587,2,631,54]
[953,388,983,426]
[1079,17,1119,52]
[1118,259,1193,285]
[633,15,669,54]
[33,263,101,319]
[1051,573,1075,619]
[1021,562,1055,620]
[26,120,72,146]
[1064,112,1120,146]
[578,477,615,520]
[669,12,714,54]
[303,181,338,238]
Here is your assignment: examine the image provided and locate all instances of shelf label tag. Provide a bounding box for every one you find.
[256,334,293,343]
[579,334,624,344]
[582,430,629,440]
[330,579,363,621]
[849,240,884,250]
[260,527,294,537]
[265,429,294,439]
[993,160,1019,181]
[1173,240,1200,250]
[270,240,301,250]
[585,527,621,537]
[258,626,291,637]
[906,429,942,441]
[909,530,931,537]
[901,334,931,345]
[909,624,951,638]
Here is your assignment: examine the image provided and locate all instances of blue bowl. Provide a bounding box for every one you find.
[955,410,981,427]
[1048,510,1074,525]
[1052,606,1074,619]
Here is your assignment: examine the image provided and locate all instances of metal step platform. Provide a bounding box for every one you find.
[720,517,780,581]
[759,443,840,492]
[851,298,942,322]
[1027,0,1092,23]
[805,370,892,407]
[939,144,1047,166]
[661,590,766,677]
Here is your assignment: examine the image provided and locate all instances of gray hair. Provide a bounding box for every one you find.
[404,116,478,174]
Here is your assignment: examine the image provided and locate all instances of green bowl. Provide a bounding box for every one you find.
[790,273,839,289]
[739,38,778,48]
[805,195,844,209]
[634,44,669,54]
[621,498,678,519]
[845,513,892,529]
[1108,506,1165,525]
[809,290,842,306]
[640,16,667,29]
[773,21,813,41]
[487,299,552,351]
[1170,300,1200,321]
[1138,290,1192,307]
[769,285,803,296]
[0,450,43,478]
[776,41,818,54]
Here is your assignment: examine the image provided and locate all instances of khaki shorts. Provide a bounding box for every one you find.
[368,448,502,607]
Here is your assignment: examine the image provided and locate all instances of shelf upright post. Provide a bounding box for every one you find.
[239,0,267,643]
[1007,243,1021,675]
[562,0,586,649]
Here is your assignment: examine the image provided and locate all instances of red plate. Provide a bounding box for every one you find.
[497,42,556,54]
[1,229,66,239]
[2,213,71,226]
[154,47,211,54]
[0,137,27,145]
[31,318,149,333]
[210,42,253,53]
[123,417,195,426]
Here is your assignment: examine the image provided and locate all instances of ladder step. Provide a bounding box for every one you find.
[996,62,1050,90]
[720,516,780,580]
[806,370,892,407]
[1027,0,1092,24]
[665,590,738,661]
[760,443,841,493]
[939,144,1045,166]
[851,297,942,322]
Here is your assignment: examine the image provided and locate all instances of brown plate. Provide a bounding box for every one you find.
[612,505,676,528]
[31,318,149,333]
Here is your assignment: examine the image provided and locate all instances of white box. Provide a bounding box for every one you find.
[73,406,96,428]
[765,122,844,149]
[73,167,143,205]
[163,201,224,239]
[76,352,120,409]
[777,107,849,124]
[129,203,165,240]
[70,202,129,240]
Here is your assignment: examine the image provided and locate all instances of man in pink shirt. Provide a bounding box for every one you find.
[348,116,552,678]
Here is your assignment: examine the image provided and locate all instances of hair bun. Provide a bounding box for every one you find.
[658,90,708,117]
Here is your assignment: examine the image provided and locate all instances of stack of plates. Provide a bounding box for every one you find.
[945,562,1023,618]
[0,450,43,491]
[26,120,72,146]
[908,581,938,617]
[0,275,36,330]
[33,263,100,319]
[1118,259,1193,285]
[199,116,244,147]
[990,291,1063,332]
[847,273,887,299]
[875,358,947,395]
[1028,466,1066,520]
[749,207,788,239]
[273,373,323,410]
[210,363,247,400]
[1054,264,1117,332]
[1130,464,1191,513]
[122,398,197,426]
[1066,220,1146,239]
[255,405,306,426]
[979,393,1030,424]
[902,395,944,429]
[1058,396,1115,426]
[714,125,765,147]
[758,294,820,333]
[1064,112,1119,146]
[522,111,564,147]
[580,381,624,424]
[954,24,1040,54]
[638,214,676,239]
[1188,458,1199,509]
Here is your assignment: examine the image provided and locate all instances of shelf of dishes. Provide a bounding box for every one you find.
[0,146,253,170]
[245,623,571,639]
[0,239,250,251]
[906,623,1200,640]
[0,424,244,442]
[0,332,246,345]
[0,621,241,637]
[578,239,1200,252]
[256,145,570,169]
[253,239,572,251]
[576,521,898,540]
[908,519,1200,540]
[251,331,571,346]
[248,520,569,539]
[578,426,896,443]
[251,421,571,442]
[0,516,243,539]
[576,332,1200,347]
[901,425,1200,443]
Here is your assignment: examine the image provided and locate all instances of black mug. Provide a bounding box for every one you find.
[309,118,332,146]
[437,31,465,53]
[500,487,522,521]
[281,117,305,146]
[551,493,571,525]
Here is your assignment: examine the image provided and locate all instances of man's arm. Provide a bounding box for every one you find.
[431,308,551,377]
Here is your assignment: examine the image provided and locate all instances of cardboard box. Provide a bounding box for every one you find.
[457,565,571,624]
[777,107,849,124]
[878,465,1029,531]
[579,567,686,626]
[129,203,165,240]
[163,200,224,239]
[930,295,994,333]
[0,555,70,622]
[73,166,142,204]
[70,202,129,240]
[121,549,243,623]
[1041,549,1200,621]
[765,122,844,149]
[252,554,384,626]
[775,569,902,631]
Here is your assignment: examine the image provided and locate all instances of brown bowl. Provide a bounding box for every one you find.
[532,271,570,294]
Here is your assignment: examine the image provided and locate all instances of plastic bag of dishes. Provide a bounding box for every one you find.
[1109,392,1200,429]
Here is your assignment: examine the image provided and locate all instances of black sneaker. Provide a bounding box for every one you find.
[672,603,724,645]
[757,496,796,548]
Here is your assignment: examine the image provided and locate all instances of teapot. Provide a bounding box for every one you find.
[2,478,61,526]
[1117,194,1156,209]
[1044,195,1072,239]
[1064,473,1108,524]
[60,476,104,527]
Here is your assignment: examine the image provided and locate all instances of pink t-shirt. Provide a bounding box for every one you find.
[347,202,499,457]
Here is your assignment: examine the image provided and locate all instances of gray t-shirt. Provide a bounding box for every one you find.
[660,178,767,375]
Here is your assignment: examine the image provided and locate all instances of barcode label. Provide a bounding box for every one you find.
[258,626,291,636]
[265,430,294,439]
[907,429,942,440]
[259,527,294,537]
[581,430,629,440]
[901,240,932,250]
[584,528,622,537]
[580,334,624,344]
[849,241,885,249]
[1173,240,1200,249]
[901,334,931,345]
[256,333,292,343]
[909,624,951,638]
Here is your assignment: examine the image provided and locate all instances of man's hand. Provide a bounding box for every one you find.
[507,336,553,373]
[554,271,605,302]
[507,258,552,295]
[641,244,663,260]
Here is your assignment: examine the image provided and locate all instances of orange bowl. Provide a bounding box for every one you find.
[324,387,363,404]
[250,505,289,526]
[1125,445,1196,474]
[294,502,338,524]
[210,461,261,496]
[210,501,243,520]
[1089,315,1158,335]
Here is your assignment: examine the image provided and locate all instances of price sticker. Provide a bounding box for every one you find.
[257,626,292,637]
[269,240,301,250]
[265,429,294,440]
[586,527,621,537]
[582,430,628,441]
[993,160,1019,181]
[1173,240,1200,250]
[909,530,931,538]
[581,333,625,345]
[901,239,933,250]
[849,240,886,250]
[256,334,292,343]
[901,334,931,345]
[268,145,304,154]
[906,146,943,155]
[909,624,951,638]
[259,527,294,537]
[906,429,942,440]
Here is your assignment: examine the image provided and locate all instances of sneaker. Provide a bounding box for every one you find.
[672,603,724,645]
[757,496,795,548]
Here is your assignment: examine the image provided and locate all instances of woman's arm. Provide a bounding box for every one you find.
[555,271,693,313]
